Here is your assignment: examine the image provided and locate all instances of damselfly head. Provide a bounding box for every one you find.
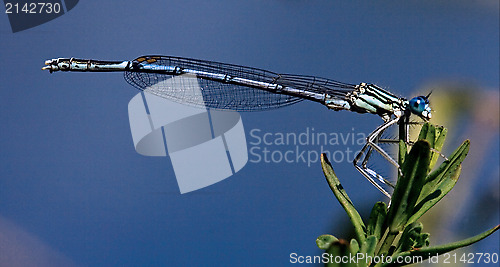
[409,96,432,120]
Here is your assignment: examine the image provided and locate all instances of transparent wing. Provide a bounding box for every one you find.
[124,55,357,111]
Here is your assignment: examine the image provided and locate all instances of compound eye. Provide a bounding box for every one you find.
[409,96,428,115]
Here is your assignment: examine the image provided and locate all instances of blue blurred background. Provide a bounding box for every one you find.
[0,1,498,266]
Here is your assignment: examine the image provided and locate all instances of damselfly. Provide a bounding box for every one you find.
[42,56,432,198]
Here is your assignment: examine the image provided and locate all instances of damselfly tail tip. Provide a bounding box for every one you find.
[41,65,53,73]
[42,58,59,72]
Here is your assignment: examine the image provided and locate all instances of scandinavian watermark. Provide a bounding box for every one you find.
[248,127,367,167]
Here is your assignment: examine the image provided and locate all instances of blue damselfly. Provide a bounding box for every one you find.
[43,56,432,198]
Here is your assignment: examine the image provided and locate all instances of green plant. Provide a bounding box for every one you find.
[317,123,499,266]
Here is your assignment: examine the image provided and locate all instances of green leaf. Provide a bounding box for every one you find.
[321,154,366,244]
[416,122,430,141]
[417,123,447,172]
[354,236,378,267]
[398,140,408,167]
[325,239,358,267]
[386,140,431,231]
[430,127,447,171]
[407,140,470,224]
[366,202,387,241]
[350,238,360,254]
[317,234,339,250]
[382,225,500,266]
[395,222,430,254]
[417,123,432,145]
[359,235,378,260]
[378,141,430,256]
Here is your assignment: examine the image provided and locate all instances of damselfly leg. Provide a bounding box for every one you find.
[354,115,448,199]
[354,117,402,198]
